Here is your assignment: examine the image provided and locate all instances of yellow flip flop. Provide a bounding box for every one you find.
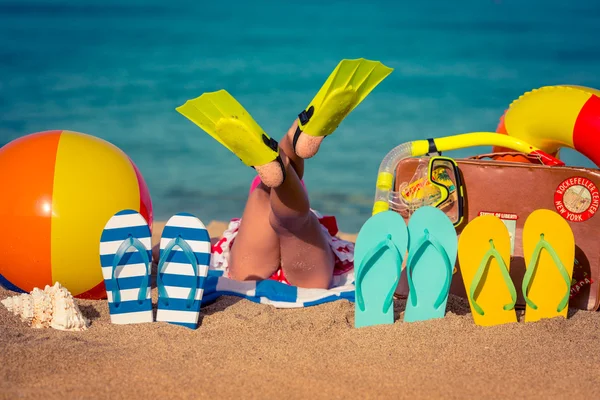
[458,215,517,326]
[176,90,285,186]
[522,209,575,322]
[292,58,393,158]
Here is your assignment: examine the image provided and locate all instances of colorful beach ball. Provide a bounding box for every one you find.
[0,130,153,299]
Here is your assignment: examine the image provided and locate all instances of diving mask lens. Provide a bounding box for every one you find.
[429,157,463,226]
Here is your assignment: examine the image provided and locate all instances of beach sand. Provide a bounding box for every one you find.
[1,222,599,399]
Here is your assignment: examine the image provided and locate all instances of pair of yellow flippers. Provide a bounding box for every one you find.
[175,59,393,173]
[458,209,575,327]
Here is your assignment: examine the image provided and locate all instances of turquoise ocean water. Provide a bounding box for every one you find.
[1,0,599,232]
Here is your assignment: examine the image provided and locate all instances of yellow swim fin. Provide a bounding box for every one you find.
[176,89,281,169]
[296,58,393,139]
[522,209,575,322]
[458,215,518,327]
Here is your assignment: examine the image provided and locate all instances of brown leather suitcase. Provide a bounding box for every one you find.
[394,153,600,311]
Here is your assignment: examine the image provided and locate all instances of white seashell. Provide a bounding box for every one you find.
[30,287,53,329]
[1,293,34,324]
[47,282,89,331]
[1,282,89,331]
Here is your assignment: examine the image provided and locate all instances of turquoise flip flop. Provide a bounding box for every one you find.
[404,206,457,323]
[354,211,408,328]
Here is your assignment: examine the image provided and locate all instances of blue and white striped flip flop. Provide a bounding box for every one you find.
[156,213,211,329]
[99,210,153,325]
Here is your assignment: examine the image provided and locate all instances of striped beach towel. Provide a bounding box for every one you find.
[201,269,355,308]
[205,215,356,308]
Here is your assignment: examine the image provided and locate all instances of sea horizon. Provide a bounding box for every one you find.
[1,0,599,232]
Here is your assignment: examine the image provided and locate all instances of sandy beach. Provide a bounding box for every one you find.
[1,221,600,399]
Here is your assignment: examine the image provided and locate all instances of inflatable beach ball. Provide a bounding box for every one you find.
[0,130,153,299]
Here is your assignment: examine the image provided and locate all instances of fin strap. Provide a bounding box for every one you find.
[522,234,571,312]
[406,229,453,309]
[262,134,279,152]
[157,236,199,309]
[298,106,314,126]
[250,134,286,184]
[292,127,302,153]
[469,240,517,316]
[268,156,287,184]
[111,235,151,307]
[355,234,403,314]
[293,106,319,153]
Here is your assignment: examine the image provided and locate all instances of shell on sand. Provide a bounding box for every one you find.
[1,282,89,331]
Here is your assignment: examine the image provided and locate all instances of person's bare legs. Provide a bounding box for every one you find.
[228,183,281,280]
[228,122,304,281]
[229,120,334,288]
[270,120,334,289]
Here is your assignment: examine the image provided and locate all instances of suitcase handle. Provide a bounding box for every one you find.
[468,151,546,165]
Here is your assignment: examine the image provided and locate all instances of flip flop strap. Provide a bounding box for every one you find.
[406,230,453,309]
[156,236,199,308]
[111,235,150,307]
[522,236,571,312]
[355,234,403,314]
[469,241,516,316]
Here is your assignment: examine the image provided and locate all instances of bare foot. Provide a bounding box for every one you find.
[255,158,285,188]
[288,117,326,159]
[249,133,286,188]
